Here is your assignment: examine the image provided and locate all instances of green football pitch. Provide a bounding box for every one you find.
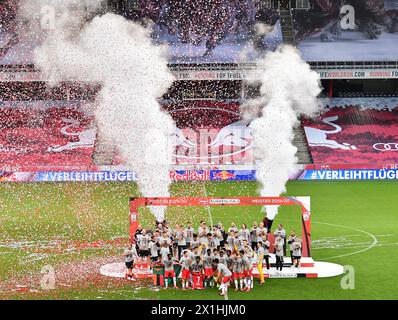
[0,180,397,300]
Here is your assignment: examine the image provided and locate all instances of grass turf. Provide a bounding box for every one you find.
[0,180,397,300]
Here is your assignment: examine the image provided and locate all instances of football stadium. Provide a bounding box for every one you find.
[0,0,398,302]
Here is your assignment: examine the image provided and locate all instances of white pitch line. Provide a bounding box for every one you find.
[272,217,378,260]
[313,221,378,260]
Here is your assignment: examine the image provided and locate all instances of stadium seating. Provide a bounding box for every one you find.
[302,98,398,165]
[2,98,398,170]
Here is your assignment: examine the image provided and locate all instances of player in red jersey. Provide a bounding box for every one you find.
[203,248,215,288]
[232,252,245,291]
[214,258,232,296]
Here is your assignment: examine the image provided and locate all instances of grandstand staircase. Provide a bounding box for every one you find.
[92,133,116,166]
[279,8,296,45]
[293,125,313,164]
[280,4,310,164]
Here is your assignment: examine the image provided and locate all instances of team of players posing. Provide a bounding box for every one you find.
[124,220,302,296]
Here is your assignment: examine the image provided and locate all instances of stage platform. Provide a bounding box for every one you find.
[100,255,343,280]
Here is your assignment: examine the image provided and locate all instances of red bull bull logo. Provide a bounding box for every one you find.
[169,104,254,165]
[213,170,236,180]
[304,116,357,151]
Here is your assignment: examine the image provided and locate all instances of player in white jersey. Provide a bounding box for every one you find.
[163,254,178,289]
[239,224,250,243]
[292,238,302,268]
[185,222,195,247]
[171,224,179,257]
[218,250,227,265]
[212,226,223,249]
[257,222,267,242]
[198,221,209,246]
[240,250,252,292]
[287,230,297,264]
[207,232,216,250]
[159,231,172,250]
[212,248,220,265]
[191,245,201,260]
[216,222,226,248]
[179,250,192,290]
[214,259,232,296]
[274,224,286,255]
[275,235,284,272]
[226,249,234,270]
[250,222,259,250]
[191,233,200,249]
[160,243,170,261]
[184,246,193,261]
[123,246,136,280]
[243,241,254,258]
[262,235,271,271]
[226,231,235,251]
[243,242,255,289]
[161,228,173,257]
[175,225,187,259]
[136,229,151,261]
[228,222,238,234]
[233,232,245,252]
[149,237,159,265]
[232,253,245,291]
[153,230,161,257]
[203,248,215,288]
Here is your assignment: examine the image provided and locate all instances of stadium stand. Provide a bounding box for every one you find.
[0,101,95,170]
[1,0,398,171]
[0,82,100,101]
[303,98,398,165]
[3,97,398,169]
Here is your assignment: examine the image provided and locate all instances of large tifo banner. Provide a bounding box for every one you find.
[0,101,253,167]
[303,98,398,165]
[165,101,253,165]
[293,1,398,61]
[0,101,96,167]
[0,0,282,65]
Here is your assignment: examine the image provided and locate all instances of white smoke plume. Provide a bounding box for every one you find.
[19,1,176,221]
[243,45,322,220]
